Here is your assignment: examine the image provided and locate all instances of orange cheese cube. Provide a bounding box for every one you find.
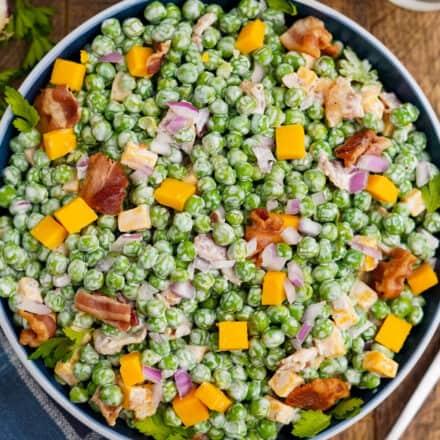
[195,382,232,413]
[120,352,144,387]
[126,46,154,77]
[275,125,305,160]
[407,262,438,295]
[297,67,318,89]
[43,128,77,160]
[218,321,249,351]
[366,175,399,204]
[375,314,412,353]
[31,216,68,250]
[363,351,398,378]
[50,58,86,91]
[173,390,209,427]
[54,197,98,233]
[235,19,266,54]
[270,213,299,230]
[262,271,287,305]
[201,52,210,63]
[154,178,196,211]
[80,50,89,64]
[402,188,426,216]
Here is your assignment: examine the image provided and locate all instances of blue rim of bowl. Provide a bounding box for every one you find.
[0,1,439,439]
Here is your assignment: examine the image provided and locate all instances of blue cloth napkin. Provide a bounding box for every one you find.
[0,330,104,440]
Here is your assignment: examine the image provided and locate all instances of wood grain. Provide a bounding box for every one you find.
[1,1,440,439]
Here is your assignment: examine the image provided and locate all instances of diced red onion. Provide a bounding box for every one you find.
[209,260,235,269]
[266,199,278,211]
[261,243,287,271]
[252,145,275,174]
[349,170,368,193]
[193,257,212,272]
[348,321,373,339]
[165,115,188,134]
[295,322,313,345]
[299,218,322,237]
[251,63,265,83]
[281,227,301,246]
[349,237,382,260]
[143,366,162,384]
[287,261,304,287]
[151,131,173,155]
[98,51,123,63]
[221,266,241,286]
[95,256,114,272]
[130,167,153,184]
[357,154,389,173]
[256,135,274,150]
[76,155,89,180]
[283,278,296,304]
[16,296,51,315]
[10,200,32,214]
[302,301,325,324]
[110,233,142,252]
[311,191,327,206]
[53,274,71,288]
[167,101,199,121]
[195,108,210,136]
[286,199,301,215]
[247,238,258,257]
[416,161,432,188]
[171,281,195,299]
[174,369,192,398]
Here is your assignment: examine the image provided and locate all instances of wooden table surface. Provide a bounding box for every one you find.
[1,0,440,439]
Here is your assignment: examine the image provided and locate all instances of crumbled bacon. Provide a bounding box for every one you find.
[79,152,128,215]
[74,291,132,331]
[325,77,364,128]
[280,17,340,59]
[285,378,350,411]
[364,135,392,156]
[146,40,171,76]
[335,129,376,167]
[91,386,122,426]
[34,85,80,133]
[18,310,56,347]
[245,208,284,255]
[370,247,417,300]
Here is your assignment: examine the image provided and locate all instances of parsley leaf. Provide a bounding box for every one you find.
[292,410,332,438]
[421,173,440,213]
[134,413,190,440]
[338,47,378,85]
[4,86,39,132]
[267,0,298,16]
[331,398,364,420]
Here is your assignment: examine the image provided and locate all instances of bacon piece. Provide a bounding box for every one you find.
[370,247,417,300]
[280,17,340,59]
[146,40,171,76]
[75,291,132,330]
[364,135,392,156]
[285,378,350,411]
[245,208,284,254]
[34,85,80,133]
[79,152,128,215]
[325,77,364,128]
[335,129,375,167]
[18,310,56,347]
[91,387,122,426]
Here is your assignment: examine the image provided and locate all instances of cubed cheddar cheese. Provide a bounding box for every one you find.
[121,142,158,171]
[195,382,232,413]
[173,390,209,427]
[120,352,144,387]
[50,58,86,91]
[154,178,196,211]
[43,128,77,160]
[366,175,399,204]
[235,19,265,54]
[218,321,249,351]
[201,52,210,63]
[54,197,97,233]
[331,294,359,330]
[31,216,68,250]
[363,351,398,378]
[275,125,305,160]
[362,255,377,272]
[118,205,151,232]
[80,50,89,64]
[270,213,300,230]
[349,279,378,312]
[402,189,426,216]
[268,367,304,398]
[314,326,347,358]
[266,396,299,425]
[262,271,287,305]
[375,314,412,353]
[407,262,438,295]
[126,46,154,77]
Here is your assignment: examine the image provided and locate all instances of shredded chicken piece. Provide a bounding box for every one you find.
[34,85,80,133]
[146,41,171,76]
[286,377,350,411]
[93,326,147,355]
[110,72,132,102]
[371,247,417,300]
[18,310,56,347]
[192,13,217,50]
[280,16,340,59]
[240,80,266,114]
[91,387,122,426]
[278,347,321,372]
[79,152,128,215]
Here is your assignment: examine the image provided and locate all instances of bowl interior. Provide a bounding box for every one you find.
[0,1,439,439]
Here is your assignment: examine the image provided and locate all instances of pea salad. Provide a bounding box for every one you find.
[1,1,439,439]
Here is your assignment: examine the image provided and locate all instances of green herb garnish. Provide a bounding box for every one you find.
[134,413,191,440]
[331,398,364,420]
[4,86,39,132]
[267,0,298,16]
[338,47,378,85]
[422,173,440,213]
[292,410,332,438]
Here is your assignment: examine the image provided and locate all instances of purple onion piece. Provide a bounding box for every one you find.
[174,369,192,398]
[143,366,162,384]
[261,243,287,271]
[281,227,301,246]
[195,107,210,136]
[287,261,304,287]
[98,51,124,63]
[302,301,325,324]
[349,170,368,194]
[357,154,389,173]
[283,278,296,304]
[286,199,301,215]
[295,322,313,345]
[171,281,195,299]
[299,218,322,237]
